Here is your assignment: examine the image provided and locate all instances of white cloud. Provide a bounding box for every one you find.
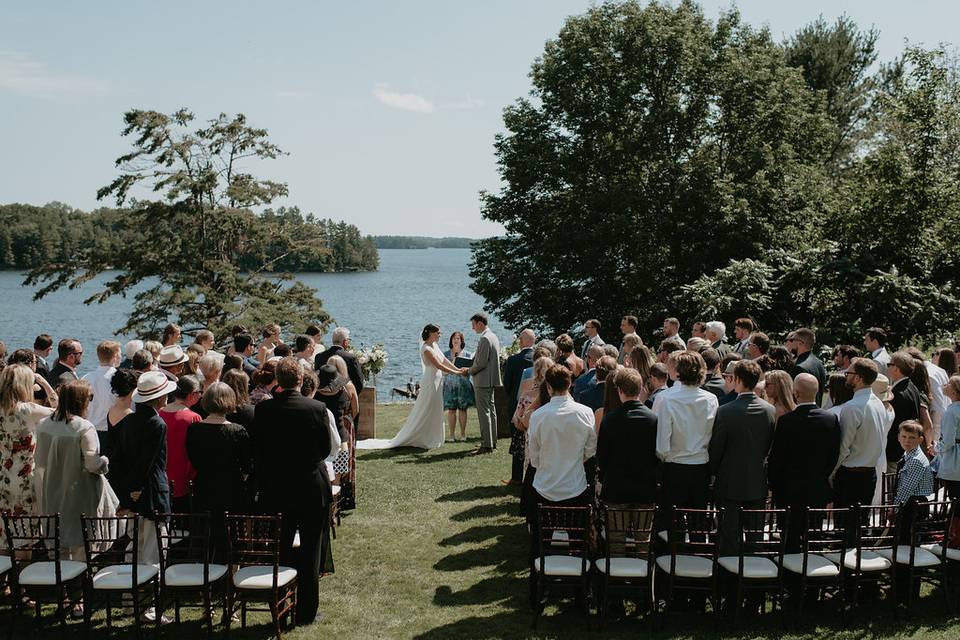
[373,83,435,113]
[0,50,107,97]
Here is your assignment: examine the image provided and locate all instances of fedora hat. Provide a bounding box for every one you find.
[872,373,893,402]
[158,345,189,367]
[317,364,347,394]
[132,370,178,403]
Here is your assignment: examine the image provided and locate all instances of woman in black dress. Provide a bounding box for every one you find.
[186,382,253,561]
[221,369,255,432]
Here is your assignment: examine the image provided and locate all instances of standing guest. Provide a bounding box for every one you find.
[293,335,317,371]
[766,346,796,373]
[81,340,121,437]
[109,370,176,564]
[662,317,686,350]
[620,334,642,368]
[572,345,603,403]
[731,318,755,355]
[324,355,359,506]
[718,356,743,406]
[132,349,155,376]
[826,372,854,416]
[893,420,935,555]
[699,348,726,401]
[191,330,220,357]
[934,348,958,378]
[158,345,189,381]
[833,358,887,509]
[656,340,682,365]
[0,364,57,537]
[620,315,640,350]
[221,369,255,431]
[906,356,936,456]
[119,339,143,370]
[159,375,202,512]
[580,319,605,359]
[443,331,475,443]
[315,364,351,442]
[597,368,658,510]
[33,334,53,379]
[936,376,960,499]
[704,321,730,358]
[504,329,535,484]
[305,324,324,349]
[105,369,138,445]
[250,360,279,405]
[745,332,770,360]
[252,357,334,626]
[555,334,585,378]
[33,379,118,560]
[768,373,841,550]
[187,382,253,562]
[468,312,502,455]
[792,328,826,404]
[233,332,258,376]
[645,363,670,409]
[906,347,950,447]
[184,343,205,376]
[593,364,625,429]
[691,321,707,340]
[626,345,656,402]
[832,345,861,374]
[527,365,597,541]
[315,327,364,393]
[653,351,718,512]
[581,356,617,412]
[514,357,555,515]
[863,327,891,375]
[220,354,244,379]
[254,323,283,365]
[764,370,797,418]
[197,353,223,396]
[47,338,83,388]
[709,360,775,554]
[686,337,710,353]
[886,352,922,473]
[144,340,163,364]
[161,323,182,348]
[327,356,360,424]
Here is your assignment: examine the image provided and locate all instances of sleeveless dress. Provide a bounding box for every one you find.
[356,342,445,450]
[442,349,476,410]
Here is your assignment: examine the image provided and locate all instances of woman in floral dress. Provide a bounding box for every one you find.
[443,331,475,442]
[0,364,58,537]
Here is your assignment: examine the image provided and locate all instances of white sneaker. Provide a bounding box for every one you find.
[141,608,173,625]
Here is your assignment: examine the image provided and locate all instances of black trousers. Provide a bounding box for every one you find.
[278,505,330,625]
[833,467,876,544]
[656,462,710,534]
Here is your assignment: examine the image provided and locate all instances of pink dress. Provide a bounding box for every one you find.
[161,407,202,498]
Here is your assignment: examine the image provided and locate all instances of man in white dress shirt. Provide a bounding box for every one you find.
[833,358,887,509]
[863,327,891,375]
[652,351,718,511]
[81,340,121,446]
[906,347,951,447]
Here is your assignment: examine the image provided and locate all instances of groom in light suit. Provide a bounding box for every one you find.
[468,312,502,454]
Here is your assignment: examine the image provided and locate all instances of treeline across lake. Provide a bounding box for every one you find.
[373,236,474,249]
[0,202,379,272]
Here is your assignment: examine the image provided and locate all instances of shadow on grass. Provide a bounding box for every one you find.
[356,447,473,464]
[436,485,507,502]
[449,501,516,521]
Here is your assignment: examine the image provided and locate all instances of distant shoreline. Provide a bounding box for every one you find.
[372,236,476,250]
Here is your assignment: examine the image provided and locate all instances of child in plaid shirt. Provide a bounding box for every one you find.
[895,420,934,505]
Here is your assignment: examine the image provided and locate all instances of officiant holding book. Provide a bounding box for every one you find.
[468,312,502,455]
[443,331,475,442]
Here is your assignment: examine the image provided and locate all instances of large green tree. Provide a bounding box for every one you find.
[471,0,835,338]
[25,109,338,339]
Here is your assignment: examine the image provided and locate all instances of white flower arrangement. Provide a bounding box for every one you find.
[352,343,388,380]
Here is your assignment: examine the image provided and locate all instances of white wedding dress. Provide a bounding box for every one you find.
[356,342,445,450]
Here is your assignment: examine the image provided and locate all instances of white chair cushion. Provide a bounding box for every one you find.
[19,560,86,585]
[293,532,300,548]
[780,554,840,577]
[533,555,588,577]
[822,550,892,572]
[875,545,941,567]
[595,557,648,578]
[233,565,297,589]
[164,563,228,586]
[922,543,960,562]
[0,555,11,575]
[718,556,779,578]
[92,564,159,589]
[655,555,714,578]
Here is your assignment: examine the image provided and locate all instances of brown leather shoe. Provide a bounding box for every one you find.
[470,447,493,456]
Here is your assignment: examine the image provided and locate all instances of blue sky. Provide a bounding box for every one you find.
[1,1,958,237]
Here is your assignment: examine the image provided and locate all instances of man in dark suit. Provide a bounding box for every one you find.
[314,327,364,393]
[46,338,82,389]
[581,355,616,411]
[708,360,776,555]
[502,329,535,485]
[253,357,334,626]
[33,333,52,379]
[768,373,842,551]
[699,348,726,400]
[597,368,658,507]
[109,370,175,564]
[572,344,603,402]
[886,351,922,473]
[704,321,731,358]
[645,363,670,409]
[791,328,827,404]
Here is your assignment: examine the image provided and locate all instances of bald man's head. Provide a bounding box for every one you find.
[794,373,819,404]
[519,329,536,348]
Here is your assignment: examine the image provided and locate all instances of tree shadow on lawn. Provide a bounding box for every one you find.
[436,485,508,502]
[448,501,516,522]
[357,447,473,464]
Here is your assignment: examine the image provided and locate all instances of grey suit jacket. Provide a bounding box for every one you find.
[708,392,775,502]
[469,328,503,388]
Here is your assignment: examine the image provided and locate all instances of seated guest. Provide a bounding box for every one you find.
[597,368,658,509]
[34,380,118,560]
[825,372,854,414]
[527,364,597,551]
[709,360,775,554]
[581,356,617,411]
[572,345,603,403]
[47,338,83,388]
[936,376,960,500]
[187,382,253,562]
[700,348,725,400]
[159,375,202,511]
[764,369,796,418]
[555,334,585,378]
[768,373,841,551]
[654,351,718,512]
[645,363,670,408]
[81,340,121,437]
[158,344,189,381]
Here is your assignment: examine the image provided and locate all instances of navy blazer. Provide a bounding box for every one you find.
[109,403,170,517]
[503,348,533,417]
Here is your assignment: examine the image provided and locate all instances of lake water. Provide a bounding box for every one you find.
[0,249,509,396]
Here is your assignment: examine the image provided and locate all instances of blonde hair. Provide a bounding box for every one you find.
[53,380,92,422]
[201,381,237,416]
[328,355,349,379]
[144,340,163,360]
[945,375,960,399]
[197,353,223,385]
[532,357,555,385]
[0,364,35,414]
[96,340,121,364]
[764,370,796,412]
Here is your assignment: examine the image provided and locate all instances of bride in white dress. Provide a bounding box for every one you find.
[356,324,467,450]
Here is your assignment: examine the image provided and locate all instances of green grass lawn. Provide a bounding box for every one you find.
[10,403,960,638]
